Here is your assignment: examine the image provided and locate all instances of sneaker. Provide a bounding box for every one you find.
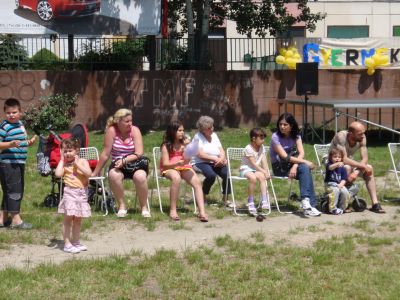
[72,243,88,251]
[9,222,32,229]
[261,200,270,210]
[248,202,257,216]
[311,207,322,216]
[63,245,80,254]
[304,207,321,217]
[301,198,312,210]
[330,208,343,215]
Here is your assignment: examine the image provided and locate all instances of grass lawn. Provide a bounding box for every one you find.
[0,127,399,298]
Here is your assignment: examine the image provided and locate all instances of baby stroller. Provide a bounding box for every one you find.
[36,124,115,214]
[318,183,367,213]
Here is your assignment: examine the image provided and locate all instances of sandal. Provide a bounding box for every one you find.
[169,214,180,221]
[117,209,128,218]
[198,215,209,223]
[0,220,10,228]
[224,201,235,210]
[370,203,385,214]
[141,210,151,218]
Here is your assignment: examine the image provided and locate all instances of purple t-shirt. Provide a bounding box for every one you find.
[269,132,301,164]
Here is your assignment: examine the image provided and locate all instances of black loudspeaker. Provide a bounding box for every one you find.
[296,62,319,96]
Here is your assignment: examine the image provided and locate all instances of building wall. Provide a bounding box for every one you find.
[308,1,400,38]
[224,1,400,39]
[1,70,399,135]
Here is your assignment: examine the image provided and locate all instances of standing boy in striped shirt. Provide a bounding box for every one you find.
[0,98,36,229]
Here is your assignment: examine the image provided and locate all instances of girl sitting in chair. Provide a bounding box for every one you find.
[240,128,271,216]
[160,121,208,222]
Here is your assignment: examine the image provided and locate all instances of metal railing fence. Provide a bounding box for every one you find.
[0,35,317,71]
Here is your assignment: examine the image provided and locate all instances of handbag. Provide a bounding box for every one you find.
[272,146,299,174]
[121,154,150,175]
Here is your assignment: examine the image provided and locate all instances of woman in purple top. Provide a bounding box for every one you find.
[269,113,321,217]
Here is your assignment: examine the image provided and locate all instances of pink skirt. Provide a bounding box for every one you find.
[58,186,91,218]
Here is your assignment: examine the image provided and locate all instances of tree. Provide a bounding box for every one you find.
[167,0,325,69]
[0,34,29,70]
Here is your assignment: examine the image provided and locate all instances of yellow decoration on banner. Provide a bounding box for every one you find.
[366,47,389,76]
[275,46,302,69]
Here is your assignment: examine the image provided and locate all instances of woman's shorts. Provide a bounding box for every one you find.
[108,164,145,180]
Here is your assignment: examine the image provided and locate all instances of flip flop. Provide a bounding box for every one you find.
[141,210,151,218]
[370,203,385,214]
[198,215,209,223]
[117,209,128,218]
[169,214,180,221]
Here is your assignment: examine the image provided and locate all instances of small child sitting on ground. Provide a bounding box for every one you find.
[324,148,351,215]
[239,128,271,216]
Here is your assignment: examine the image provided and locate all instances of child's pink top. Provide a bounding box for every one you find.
[160,148,192,173]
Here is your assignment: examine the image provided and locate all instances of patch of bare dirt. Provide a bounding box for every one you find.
[0,204,399,270]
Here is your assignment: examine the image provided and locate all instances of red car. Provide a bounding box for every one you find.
[16,0,101,21]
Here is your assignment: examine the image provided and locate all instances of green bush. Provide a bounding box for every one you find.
[23,93,78,134]
[0,34,29,70]
[30,48,67,70]
[76,38,146,70]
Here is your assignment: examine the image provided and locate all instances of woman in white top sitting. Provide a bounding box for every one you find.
[192,116,231,207]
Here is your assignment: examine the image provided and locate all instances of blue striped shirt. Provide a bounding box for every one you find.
[0,120,28,164]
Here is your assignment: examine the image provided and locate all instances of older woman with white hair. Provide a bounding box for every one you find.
[92,108,150,218]
[192,116,232,207]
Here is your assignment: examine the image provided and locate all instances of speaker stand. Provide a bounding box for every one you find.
[300,94,322,143]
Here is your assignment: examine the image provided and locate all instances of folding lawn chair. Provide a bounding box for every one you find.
[264,146,293,214]
[226,147,290,216]
[150,146,197,214]
[383,143,400,200]
[80,147,109,215]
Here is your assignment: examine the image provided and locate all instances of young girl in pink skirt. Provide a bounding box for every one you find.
[55,138,92,253]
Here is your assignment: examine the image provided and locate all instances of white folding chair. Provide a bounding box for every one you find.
[383,143,400,200]
[150,146,197,214]
[226,147,289,216]
[59,147,109,216]
[80,147,109,215]
[313,143,331,180]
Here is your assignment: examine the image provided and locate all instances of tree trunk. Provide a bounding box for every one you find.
[186,0,195,67]
[199,0,211,69]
